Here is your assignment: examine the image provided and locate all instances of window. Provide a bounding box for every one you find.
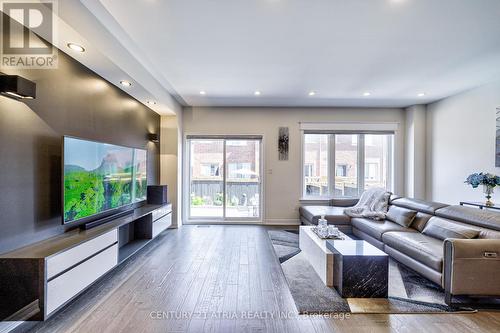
[364,134,391,190]
[187,137,262,221]
[303,133,393,198]
[303,134,329,196]
[334,135,358,197]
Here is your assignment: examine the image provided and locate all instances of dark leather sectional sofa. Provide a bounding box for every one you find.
[299,196,500,304]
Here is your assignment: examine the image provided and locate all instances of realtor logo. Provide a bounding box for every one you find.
[1,0,58,69]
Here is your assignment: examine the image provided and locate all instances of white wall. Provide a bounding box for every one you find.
[426,79,500,204]
[405,105,427,199]
[183,107,406,224]
[160,114,183,227]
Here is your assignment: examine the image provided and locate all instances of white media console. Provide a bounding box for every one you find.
[0,203,172,321]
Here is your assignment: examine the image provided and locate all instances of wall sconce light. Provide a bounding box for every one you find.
[0,75,36,100]
[148,133,159,143]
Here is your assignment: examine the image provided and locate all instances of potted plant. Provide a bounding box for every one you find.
[465,172,500,206]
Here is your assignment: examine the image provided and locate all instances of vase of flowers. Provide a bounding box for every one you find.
[465,172,500,206]
[483,185,494,206]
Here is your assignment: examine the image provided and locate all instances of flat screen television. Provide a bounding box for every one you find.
[63,136,147,225]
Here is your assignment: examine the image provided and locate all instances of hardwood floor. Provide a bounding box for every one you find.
[27,225,500,333]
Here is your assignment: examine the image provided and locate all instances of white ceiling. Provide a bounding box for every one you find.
[58,0,182,115]
[82,0,500,108]
[9,0,182,115]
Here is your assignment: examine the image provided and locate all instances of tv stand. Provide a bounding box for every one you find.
[0,203,172,322]
[80,209,134,230]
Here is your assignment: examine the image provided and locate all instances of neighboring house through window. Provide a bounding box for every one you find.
[336,164,348,177]
[304,163,314,177]
[200,163,220,177]
[303,132,393,198]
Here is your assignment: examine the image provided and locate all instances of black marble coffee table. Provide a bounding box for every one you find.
[326,240,388,298]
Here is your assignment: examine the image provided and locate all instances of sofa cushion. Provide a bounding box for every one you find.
[329,198,359,207]
[435,205,500,231]
[299,206,351,225]
[478,229,500,239]
[382,231,444,271]
[422,217,480,240]
[386,206,417,227]
[351,217,415,241]
[410,212,433,232]
[391,198,448,215]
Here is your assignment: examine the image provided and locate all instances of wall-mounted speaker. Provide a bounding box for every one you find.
[147,185,168,205]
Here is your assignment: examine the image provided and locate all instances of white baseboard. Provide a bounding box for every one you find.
[0,322,23,333]
[181,219,301,226]
[263,218,300,225]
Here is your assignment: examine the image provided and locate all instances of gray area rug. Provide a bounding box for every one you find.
[268,230,476,314]
[282,253,350,313]
[267,230,301,263]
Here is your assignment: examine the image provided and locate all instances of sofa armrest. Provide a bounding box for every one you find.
[443,239,500,298]
[330,198,359,207]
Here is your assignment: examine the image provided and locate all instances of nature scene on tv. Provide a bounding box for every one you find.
[64,137,147,223]
[134,149,147,202]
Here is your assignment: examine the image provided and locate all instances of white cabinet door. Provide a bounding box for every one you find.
[152,213,172,238]
[46,230,117,280]
[46,244,118,315]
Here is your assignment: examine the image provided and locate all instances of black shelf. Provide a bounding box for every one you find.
[118,239,150,263]
[117,213,152,263]
[460,201,500,211]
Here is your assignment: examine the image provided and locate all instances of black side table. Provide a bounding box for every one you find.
[459,202,500,211]
[326,240,388,298]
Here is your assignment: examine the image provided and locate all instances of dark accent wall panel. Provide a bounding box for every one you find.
[0,42,160,254]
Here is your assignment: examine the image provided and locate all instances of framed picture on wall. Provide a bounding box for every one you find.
[497,107,500,167]
[278,127,289,161]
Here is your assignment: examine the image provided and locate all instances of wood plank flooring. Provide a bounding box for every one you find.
[27,225,500,333]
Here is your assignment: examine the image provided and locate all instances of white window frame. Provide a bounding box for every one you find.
[301,127,395,200]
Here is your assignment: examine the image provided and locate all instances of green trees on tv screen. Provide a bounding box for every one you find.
[64,171,105,222]
[64,170,133,222]
[63,138,148,223]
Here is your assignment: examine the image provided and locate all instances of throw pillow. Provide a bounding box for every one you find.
[386,206,417,227]
[422,218,480,240]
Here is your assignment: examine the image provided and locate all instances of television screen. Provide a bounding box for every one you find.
[133,148,147,202]
[63,137,147,224]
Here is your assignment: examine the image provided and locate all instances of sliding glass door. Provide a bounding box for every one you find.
[187,137,262,222]
[189,139,225,218]
[225,139,261,218]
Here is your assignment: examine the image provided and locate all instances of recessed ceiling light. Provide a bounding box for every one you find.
[199,90,206,95]
[120,80,132,87]
[67,43,85,53]
[254,91,261,96]
[417,92,426,97]
[146,100,156,105]
[308,91,316,96]
[363,92,371,96]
